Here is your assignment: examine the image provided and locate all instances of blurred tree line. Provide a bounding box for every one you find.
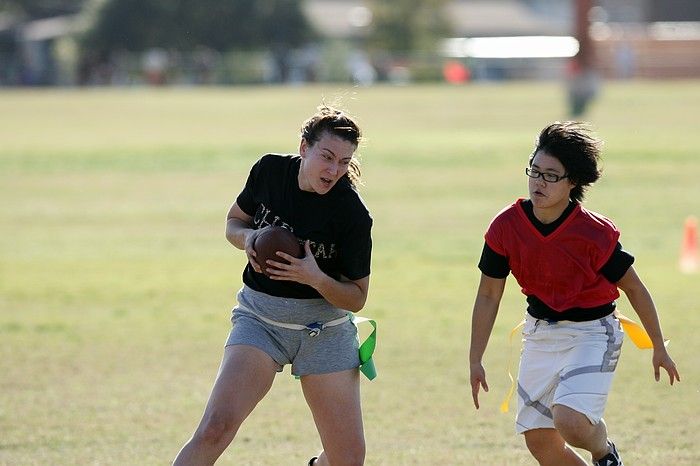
[0,0,85,18]
[0,0,449,85]
[84,0,313,52]
[369,0,448,54]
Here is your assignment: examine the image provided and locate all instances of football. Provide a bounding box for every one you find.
[253,226,304,277]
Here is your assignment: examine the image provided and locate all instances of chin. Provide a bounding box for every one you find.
[317,182,336,194]
[530,197,548,208]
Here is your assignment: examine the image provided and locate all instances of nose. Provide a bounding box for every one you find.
[326,161,339,176]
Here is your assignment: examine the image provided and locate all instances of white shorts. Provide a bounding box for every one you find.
[515,313,624,434]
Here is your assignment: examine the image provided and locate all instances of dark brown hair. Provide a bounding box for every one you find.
[301,105,362,187]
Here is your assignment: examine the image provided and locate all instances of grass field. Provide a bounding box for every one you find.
[1,81,699,465]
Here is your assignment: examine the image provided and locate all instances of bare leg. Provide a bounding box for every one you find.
[524,428,588,466]
[553,404,611,461]
[301,369,365,466]
[173,345,280,466]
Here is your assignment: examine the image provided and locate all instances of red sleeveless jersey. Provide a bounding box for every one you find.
[485,199,620,312]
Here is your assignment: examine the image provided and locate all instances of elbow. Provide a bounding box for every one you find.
[342,276,369,313]
[346,291,368,313]
[347,298,366,313]
[225,221,234,241]
[225,229,236,247]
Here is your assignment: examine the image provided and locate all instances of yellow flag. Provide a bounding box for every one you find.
[617,314,668,349]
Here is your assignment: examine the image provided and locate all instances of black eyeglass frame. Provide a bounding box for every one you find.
[525,167,569,183]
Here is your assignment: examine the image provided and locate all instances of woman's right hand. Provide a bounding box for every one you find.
[226,202,263,272]
[243,229,263,273]
[470,362,489,410]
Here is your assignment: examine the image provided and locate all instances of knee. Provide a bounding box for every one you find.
[194,412,240,446]
[553,407,592,445]
[524,431,559,462]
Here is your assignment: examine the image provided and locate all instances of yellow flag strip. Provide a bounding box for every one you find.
[500,320,525,413]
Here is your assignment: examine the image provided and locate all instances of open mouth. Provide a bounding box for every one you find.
[320,177,334,187]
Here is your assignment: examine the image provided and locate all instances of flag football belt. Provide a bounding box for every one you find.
[245,309,378,380]
[247,310,350,337]
[499,314,667,413]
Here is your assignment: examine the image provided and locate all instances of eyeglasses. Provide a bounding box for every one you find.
[525,167,568,183]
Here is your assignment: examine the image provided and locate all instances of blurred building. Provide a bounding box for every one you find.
[0,13,80,85]
[305,0,700,81]
[593,0,700,78]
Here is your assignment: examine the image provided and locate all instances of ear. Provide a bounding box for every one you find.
[299,138,308,157]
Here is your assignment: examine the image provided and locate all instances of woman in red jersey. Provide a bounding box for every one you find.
[469,122,680,466]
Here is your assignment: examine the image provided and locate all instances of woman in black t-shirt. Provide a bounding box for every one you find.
[174,106,372,466]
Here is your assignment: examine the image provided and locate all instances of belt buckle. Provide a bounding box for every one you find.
[306,322,322,337]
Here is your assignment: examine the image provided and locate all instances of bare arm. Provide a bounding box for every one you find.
[469,274,507,409]
[226,202,263,273]
[229,202,370,312]
[311,269,369,313]
[616,266,680,385]
[269,240,370,312]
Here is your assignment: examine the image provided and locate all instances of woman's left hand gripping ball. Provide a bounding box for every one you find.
[266,240,323,287]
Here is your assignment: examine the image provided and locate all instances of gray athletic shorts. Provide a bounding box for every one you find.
[226,286,360,377]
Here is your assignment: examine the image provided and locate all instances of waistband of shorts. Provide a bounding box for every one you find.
[240,285,329,306]
[526,304,614,322]
[524,312,617,326]
[236,285,345,323]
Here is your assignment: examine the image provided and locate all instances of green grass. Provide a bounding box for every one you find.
[1,82,699,465]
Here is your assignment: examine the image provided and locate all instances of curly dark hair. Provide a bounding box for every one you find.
[300,105,362,187]
[529,121,602,202]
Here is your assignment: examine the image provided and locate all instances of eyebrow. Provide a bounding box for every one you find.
[321,147,353,161]
[531,163,562,173]
[321,147,337,157]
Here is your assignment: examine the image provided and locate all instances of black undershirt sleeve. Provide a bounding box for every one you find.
[478,242,510,279]
[599,242,635,283]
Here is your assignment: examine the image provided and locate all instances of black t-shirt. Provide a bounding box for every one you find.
[478,199,635,321]
[236,154,372,299]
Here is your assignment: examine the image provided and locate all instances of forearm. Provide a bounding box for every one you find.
[624,286,666,348]
[617,266,667,348]
[226,217,254,250]
[469,294,500,364]
[620,272,680,384]
[312,274,367,313]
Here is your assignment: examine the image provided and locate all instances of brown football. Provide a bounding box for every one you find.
[253,226,304,277]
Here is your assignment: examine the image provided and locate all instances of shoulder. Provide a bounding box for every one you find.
[332,184,372,229]
[572,207,620,258]
[256,153,299,169]
[488,199,522,229]
[576,206,619,234]
[483,200,521,254]
[344,186,373,220]
[248,154,299,183]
